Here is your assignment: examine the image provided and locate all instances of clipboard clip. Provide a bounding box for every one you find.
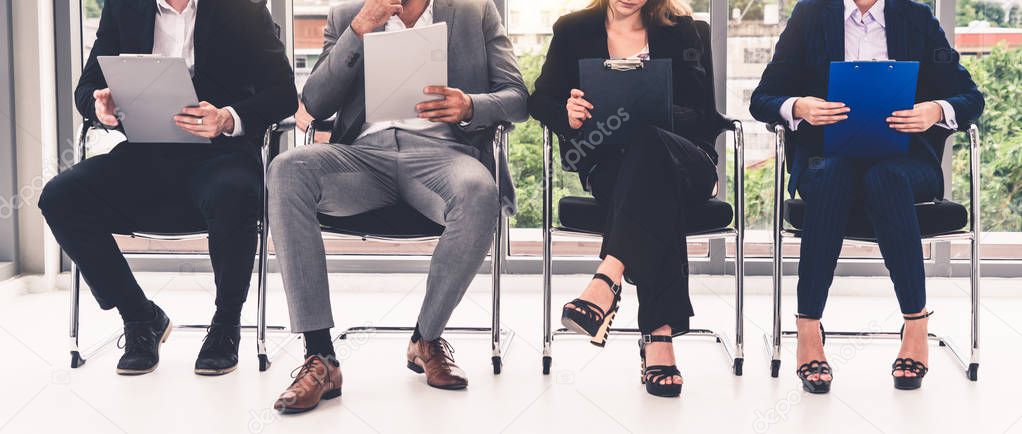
[604,58,644,71]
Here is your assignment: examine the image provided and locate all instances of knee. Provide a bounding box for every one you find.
[450,174,499,224]
[198,177,260,223]
[38,174,76,221]
[266,148,321,192]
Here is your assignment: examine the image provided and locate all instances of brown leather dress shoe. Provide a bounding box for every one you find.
[406,337,468,390]
[273,355,343,414]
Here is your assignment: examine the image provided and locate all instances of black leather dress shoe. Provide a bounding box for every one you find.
[194,323,241,376]
[116,304,172,375]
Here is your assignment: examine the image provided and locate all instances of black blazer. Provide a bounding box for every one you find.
[749,0,984,197]
[75,0,298,150]
[528,8,716,180]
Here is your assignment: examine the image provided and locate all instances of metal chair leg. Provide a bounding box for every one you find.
[768,124,785,378]
[541,127,554,375]
[732,120,746,376]
[967,123,981,381]
[256,220,271,372]
[69,263,85,368]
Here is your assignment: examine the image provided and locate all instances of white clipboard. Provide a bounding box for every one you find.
[363,22,448,123]
[97,55,209,144]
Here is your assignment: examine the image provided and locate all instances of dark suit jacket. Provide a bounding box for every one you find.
[75,0,298,150]
[749,0,984,196]
[528,8,717,182]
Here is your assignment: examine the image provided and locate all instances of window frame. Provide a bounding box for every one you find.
[0,0,16,279]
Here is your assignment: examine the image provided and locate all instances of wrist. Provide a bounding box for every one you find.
[218,108,235,135]
[351,17,369,38]
[462,94,474,123]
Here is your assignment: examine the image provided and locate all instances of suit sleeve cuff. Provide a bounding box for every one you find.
[780,97,804,131]
[934,100,958,130]
[223,106,245,137]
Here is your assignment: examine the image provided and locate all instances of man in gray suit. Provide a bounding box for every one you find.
[270,0,527,413]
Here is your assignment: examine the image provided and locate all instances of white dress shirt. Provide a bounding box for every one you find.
[356,1,458,142]
[153,0,244,137]
[779,0,956,131]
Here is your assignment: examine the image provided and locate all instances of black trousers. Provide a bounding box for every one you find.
[38,141,262,324]
[588,126,717,334]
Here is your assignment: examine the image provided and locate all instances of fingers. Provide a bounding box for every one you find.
[423,86,453,96]
[93,88,112,101]
[419,108,459,121]
[174,120,218,138]
[891,109,918,117]
[416,98,450,112]
[569,89,584,99]
[568,97,593,111]
[887,114,927,132]
[567,105,591,120]
[818,101,847,110]
[811,115,848,126]
[180,105,214,118]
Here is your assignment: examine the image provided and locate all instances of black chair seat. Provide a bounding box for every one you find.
[318,204,445,239]
[557,196,734,235]
[783,199,969,239]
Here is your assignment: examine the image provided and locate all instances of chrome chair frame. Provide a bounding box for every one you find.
[303,122,515,374]
[764,123,981,381]
[68,120,294,372]
[540,122,747,376]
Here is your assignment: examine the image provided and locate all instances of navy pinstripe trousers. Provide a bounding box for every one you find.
[794,154,942,319]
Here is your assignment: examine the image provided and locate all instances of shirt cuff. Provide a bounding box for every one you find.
[223,106,245,137]
[779,97,804,131]
[934,100,958,130]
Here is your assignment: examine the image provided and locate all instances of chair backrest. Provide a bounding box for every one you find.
[692,20,730,140]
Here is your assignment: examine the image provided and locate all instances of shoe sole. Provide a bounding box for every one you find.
[116,320,173,376]
[406,361,468,390]
[276,388,342,415]
[194,363,238,376]
[893,377,923,390]
[561,310,616,348]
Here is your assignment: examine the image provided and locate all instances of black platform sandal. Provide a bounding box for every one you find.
[561,273,622,347]
[638,334,682,397]
[893,311,933,390]
[795,314,832,394]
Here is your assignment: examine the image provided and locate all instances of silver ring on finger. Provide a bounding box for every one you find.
[197,118,203,126]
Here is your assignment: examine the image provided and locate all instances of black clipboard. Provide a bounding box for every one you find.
[577,58,673,148]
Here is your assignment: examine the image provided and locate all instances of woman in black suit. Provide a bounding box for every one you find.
[528,0,718,397]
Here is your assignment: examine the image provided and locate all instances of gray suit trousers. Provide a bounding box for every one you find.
[267,129,499,339]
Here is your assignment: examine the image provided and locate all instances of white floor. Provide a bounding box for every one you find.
[1,272,1020,434]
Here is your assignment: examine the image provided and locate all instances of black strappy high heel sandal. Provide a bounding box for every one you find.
[795,314,832,394]
[638,334,682,397]
[893,311,933,390]
[561,273,622,347]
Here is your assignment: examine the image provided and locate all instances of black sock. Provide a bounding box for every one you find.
[117,299,156,323]
[211,308,242,326]
[410,323,422,343]
[303,329,335,358]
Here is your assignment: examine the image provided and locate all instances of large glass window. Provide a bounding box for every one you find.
[951,0,1022,259]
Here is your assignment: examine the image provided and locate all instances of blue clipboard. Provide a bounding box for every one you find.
[824,61,919,157]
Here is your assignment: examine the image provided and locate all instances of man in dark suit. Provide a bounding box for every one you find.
[750,0,983,389]
[38,0,297,376]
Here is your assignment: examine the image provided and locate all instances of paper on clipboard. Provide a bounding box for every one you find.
[97,55,208,144]
[363,22,448,123]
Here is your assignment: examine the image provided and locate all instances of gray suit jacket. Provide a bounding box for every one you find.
[302,0,528,214]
